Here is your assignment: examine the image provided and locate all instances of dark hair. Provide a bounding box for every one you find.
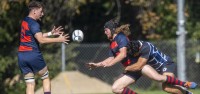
[127,40,141,56]
[104,19,119,34]
[28,0,44,11]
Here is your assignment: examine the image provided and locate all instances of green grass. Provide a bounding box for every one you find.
[104,89,200,94]
[137,89,200,94]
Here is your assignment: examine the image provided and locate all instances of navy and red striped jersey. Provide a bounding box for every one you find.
[108,32,132,67]
[18,17,41,52]
[136,41,173,71]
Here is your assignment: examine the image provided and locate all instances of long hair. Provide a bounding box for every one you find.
[115,24,130,36]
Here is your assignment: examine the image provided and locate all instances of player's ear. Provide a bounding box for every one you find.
[32,9,35,14]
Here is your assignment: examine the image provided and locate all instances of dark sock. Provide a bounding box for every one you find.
[44,92,51,94]
[122,87,138,94]
[165,75,186,87]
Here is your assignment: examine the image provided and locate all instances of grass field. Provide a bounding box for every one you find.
[105,89,200,94]
[137,89,200,94]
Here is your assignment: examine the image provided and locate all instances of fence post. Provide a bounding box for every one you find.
[61,43,65,72]
[176,0,187,81]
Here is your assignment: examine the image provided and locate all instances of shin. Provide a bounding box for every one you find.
[38,66,51,93]
[24,73,35,94]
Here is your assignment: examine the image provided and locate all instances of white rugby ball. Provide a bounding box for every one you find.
[72,29,84,42]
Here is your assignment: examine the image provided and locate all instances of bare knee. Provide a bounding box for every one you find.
[24,73,35,87]
[38,66,48,76]
[112,84,123,94]
[111,75,135,94]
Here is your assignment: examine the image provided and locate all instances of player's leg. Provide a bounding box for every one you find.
[162,72,185,94]
[162,63,197,94]
[165,74,197,89]
[24,73,35,94]
[18,52,36,94]
[38,66,51,94]
[141,65,197,88]
[141,65,166,82]
[112,71,141,94]
[142,65,184,94]
[29,52,51,94]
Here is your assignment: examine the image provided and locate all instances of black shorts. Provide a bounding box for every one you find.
[123,71,142,81]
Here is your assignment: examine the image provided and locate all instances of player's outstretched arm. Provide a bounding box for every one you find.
[85,62,103,70]
[43,26,64,37]
[103,47,127,67]
[85,57,114,70]
[35,32,70,44]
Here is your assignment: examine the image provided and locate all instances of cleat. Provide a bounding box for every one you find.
[184,82,198,89]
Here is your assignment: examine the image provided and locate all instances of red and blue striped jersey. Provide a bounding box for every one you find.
[18,17,41,52]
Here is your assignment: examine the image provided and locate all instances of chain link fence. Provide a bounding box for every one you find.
[64,39,200,90]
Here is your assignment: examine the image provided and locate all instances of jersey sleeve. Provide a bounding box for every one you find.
[140,43,151,59]
[30,22,41,35]
[117,34,129,49]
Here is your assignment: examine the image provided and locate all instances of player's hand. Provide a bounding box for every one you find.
[124,66,131,73]
[125,66,132,71]
[51,26,64,36]
[59,32,70,44]
[85,63,98,70]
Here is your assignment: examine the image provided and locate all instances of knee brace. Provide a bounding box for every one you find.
[41,71,49,80]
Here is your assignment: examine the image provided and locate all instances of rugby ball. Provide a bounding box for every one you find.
[72,29,84,42]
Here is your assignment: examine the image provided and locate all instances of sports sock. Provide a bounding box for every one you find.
[122,87,138,94]
[44,92,51,94]
[165,75,186,87]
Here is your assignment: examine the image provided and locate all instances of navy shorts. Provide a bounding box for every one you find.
[124,71,142,81]
[18,51,46,75]
[159,62,177,75]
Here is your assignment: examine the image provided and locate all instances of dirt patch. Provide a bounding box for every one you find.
[35,71,112,94]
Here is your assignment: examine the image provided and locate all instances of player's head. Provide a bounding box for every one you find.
[28,0,44,20]
[126,40,141,57]
[104,19,119,39]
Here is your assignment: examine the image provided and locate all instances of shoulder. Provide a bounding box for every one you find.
[142,41,150,48]
[24,17,40,27]
[116,32,126,38]
[115,32,128,41]
[140,41,151,53]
